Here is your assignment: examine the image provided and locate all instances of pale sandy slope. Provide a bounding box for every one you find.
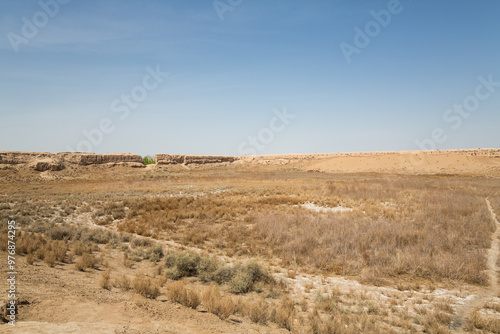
[240,149,500,175]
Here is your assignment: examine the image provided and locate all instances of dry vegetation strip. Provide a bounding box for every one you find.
[1,168,500,333]
[105,174,496,285]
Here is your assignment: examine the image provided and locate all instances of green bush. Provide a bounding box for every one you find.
[229,262,270,294]
[197,256,222,282]
[146,244,164,263]
[229,270,253,294]
[131,237,152,248]
[49,224,74,240]
[143,155,155,165]
[165,251,201,280]
[213,266,237,285]
[129,244,164,263]
[81,229,112,244]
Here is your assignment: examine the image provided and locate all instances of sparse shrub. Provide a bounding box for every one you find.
[197,256,221,282]
[48,224,73,240]
[167,280,187,304]
[300,298,308,312]
[129,248,147,262]
[434,300,455,314]
[26,253,35,265]
[123,252,133,268]
[229,262,270,294]
[186,288,201,310]
[423,310,453,334]
[111,210,126,220]
[131,244,164,263]
[213,266,237,285]
[164,251,272,294]
[133,274,160,299]
[315,289,341,313]
[114,274,131,291]
[165,251,201,280]
[51,240,67,262]
[466,310,500,333]
[100,269,111,290]
[67,250,74,263]
[131,237,152,248]
[202,284,235,320]
[167,281,201,310]
[44,251,56,267]
[229,270,254,294]
[73,241,92,256]
[75,252,96,271]
[81,229,112,244]
[147,244,164,262]
[272,298,295,331]
[247,298,268,325]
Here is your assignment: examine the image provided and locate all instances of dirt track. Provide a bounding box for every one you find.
[452,198,500,331]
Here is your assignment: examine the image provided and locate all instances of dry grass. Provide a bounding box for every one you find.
[132,274,160,299]
[26,253,35,265]
[252,192,490,284]
[422,311,453,333]
[100,269,112,290]
[2,168,500,333]
[484,301,500,313]
[109,174,496,285]
[166,280,201,310]
[201,284,235,320]
[465,310,500,333]
[44,251,57,267]
[186,288,201,310]
[270,297,295,331]
[75,253,97,271]
[245,298,268,325]
[114,274,131,291]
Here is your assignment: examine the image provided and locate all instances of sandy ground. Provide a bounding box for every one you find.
[240,150,500,176]
[0,247,288,334]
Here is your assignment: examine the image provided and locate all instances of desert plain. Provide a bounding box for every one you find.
[0,149,499,334]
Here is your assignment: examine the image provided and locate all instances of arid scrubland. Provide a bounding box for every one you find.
[1,163,500,333]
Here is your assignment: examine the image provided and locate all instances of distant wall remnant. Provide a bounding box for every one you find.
[59,153,144,165]
[0,151,144,171]
[155,154,238,165]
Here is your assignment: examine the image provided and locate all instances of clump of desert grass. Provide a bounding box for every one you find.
[465,310,500,333]
[100,269,112,290]
[132,273,160,299]
[164,251,274,294]
[201,284,235,320]
[166,280,201,310]
[75,253,97,271]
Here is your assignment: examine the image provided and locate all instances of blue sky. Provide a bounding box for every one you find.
[1,0,499,156]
